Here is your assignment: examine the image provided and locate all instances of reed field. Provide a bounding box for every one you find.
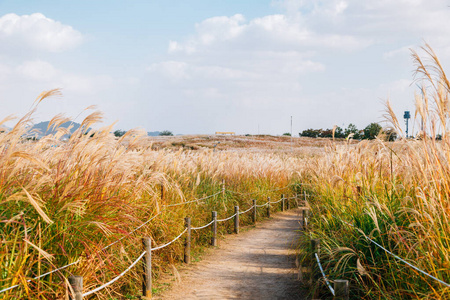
[0,104,302,299]
[2,44,450,300]
[298,45,450,299]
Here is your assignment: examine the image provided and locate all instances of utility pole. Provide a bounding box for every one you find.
[290,116,293,150]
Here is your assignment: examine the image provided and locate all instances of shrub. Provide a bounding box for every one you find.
[159,130,174,136]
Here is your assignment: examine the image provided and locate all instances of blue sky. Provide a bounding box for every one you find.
[1,0,449,135]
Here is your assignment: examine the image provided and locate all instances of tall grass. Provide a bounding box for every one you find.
[299,44,450,299]
[0,103,299,299]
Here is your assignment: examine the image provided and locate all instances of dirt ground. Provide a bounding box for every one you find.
[155,208,306,300]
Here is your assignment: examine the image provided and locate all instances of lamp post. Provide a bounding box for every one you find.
[290,116,293,151]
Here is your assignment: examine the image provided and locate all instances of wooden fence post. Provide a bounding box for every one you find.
[222,179,225,198]
[211,211,217,246]
[312,238,320,257]
[302,209,307,229]
[234,206,239,234]
[160,184,164,201]
[280,194,284,211]
[68,275,83,300]
[184,217,191,264]
[267,197,271,218]
[142,237,152,299]
[334,280,349,300]
[252,199,257,223]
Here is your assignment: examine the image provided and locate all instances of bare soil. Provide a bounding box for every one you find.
[155,208,306,300]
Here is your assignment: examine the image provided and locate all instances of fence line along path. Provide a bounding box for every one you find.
[156,208,306,300]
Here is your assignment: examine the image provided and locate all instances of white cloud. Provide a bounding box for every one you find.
[0,13,83,53]
[169,13,369,54]
[17,60,58,81]
[141,0,450,134]
[379,79,412,94]
[383,46,413,60]
[148,61,190,81]
[4,3,450,135]
[12,60,112,93]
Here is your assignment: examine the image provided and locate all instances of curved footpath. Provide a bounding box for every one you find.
[156,208,306,300]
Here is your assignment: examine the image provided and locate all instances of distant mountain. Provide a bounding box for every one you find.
[26,123,168,138]
[147,131,161,136]
[30,121,84,138]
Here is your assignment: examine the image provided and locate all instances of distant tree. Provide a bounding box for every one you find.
[333,126,345,138]
[159,130,174,136]
[383,128,397,141]
[319,128,333,138]
[114,130,126,137]
[363,123,382,140]
[300,128,321,138]
[282,132,291,136]
[344,123,361,139]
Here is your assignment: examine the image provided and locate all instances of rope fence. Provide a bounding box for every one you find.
[0,260,81,294]
[66,192,300,299]
[0,189,224,295]
[151,228,188,251]
[101,212,163,251]
[191,220,215,231]
[331,214,450,288]
[163,191,221,207]
[302,192,450,299]
[225,183,291,196]
[216,213,237,223]
[1,183,302,299]
[301,204,351,299]
[314,252,335,296]
[239,205,254,215]
[82,251,147,297]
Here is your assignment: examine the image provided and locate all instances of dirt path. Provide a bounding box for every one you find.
[156,208,306,300]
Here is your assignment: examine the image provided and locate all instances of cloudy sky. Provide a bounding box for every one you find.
[1,0,449,135]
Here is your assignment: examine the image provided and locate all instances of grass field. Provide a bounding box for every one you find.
[297,45,450,299]
[0,109,306,299]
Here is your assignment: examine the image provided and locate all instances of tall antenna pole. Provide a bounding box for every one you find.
[290,116,293,150]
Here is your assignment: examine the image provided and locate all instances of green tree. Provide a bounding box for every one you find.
[344,123,361,139]
[282,132,291,136]
[383,128,397,141]
[333,126,345,138]
[159,130,174,136]
[114,129,126,137]
[300,128,321,138]
[319,128,333,138]
[363,123,382,140]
